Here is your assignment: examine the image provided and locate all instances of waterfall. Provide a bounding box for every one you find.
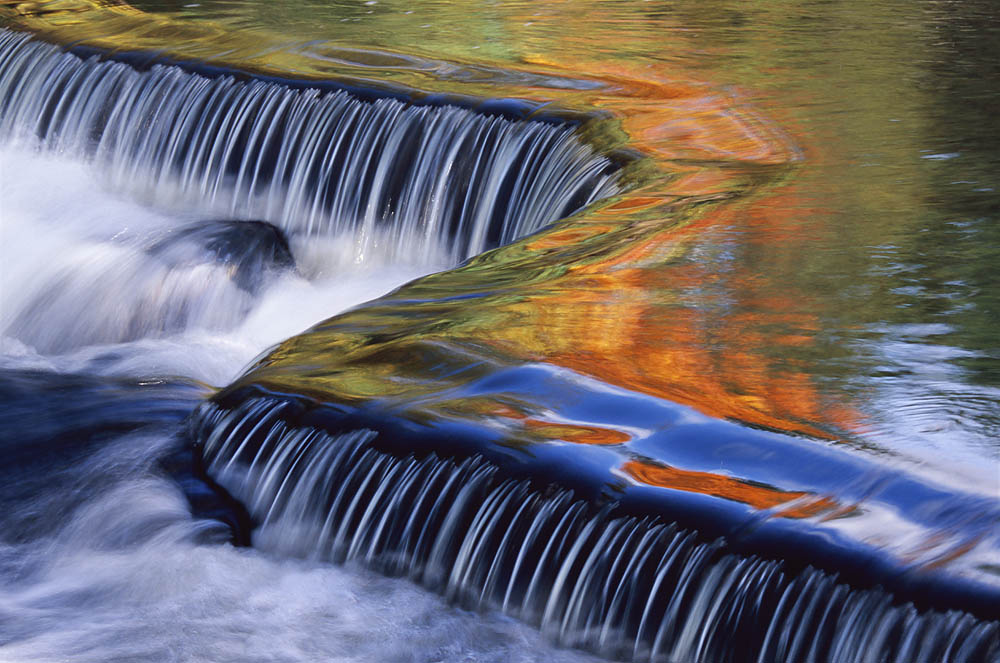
[191,397,1000,663]
[5,23,998,663]
[0,29,619,261]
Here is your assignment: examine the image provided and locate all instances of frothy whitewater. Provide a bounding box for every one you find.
[0,28,611,660]
[0,141,604,663]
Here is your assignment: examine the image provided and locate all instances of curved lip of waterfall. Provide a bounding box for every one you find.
[8,27,613,129]
[0,25,636,266]
[204,383,1000,624]
[2,24,642,244]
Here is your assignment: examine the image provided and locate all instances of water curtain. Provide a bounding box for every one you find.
[192,395,999,663]
[0,29,618,261]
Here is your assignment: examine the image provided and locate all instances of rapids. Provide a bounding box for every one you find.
[0,107,599,663]
[0,22,619,662]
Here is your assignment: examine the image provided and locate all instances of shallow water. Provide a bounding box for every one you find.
[1,0,999,660]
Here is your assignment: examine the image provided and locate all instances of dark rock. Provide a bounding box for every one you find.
[146,220,297,295]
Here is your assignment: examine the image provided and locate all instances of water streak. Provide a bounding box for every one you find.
[192,397,1000,663]
[0,28,619,261]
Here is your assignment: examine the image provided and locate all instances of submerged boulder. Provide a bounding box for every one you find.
[146,220,297,296]
[7,220,297,354]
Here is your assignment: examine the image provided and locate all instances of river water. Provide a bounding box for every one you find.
[0,0,998,661]
[0,99,599,663]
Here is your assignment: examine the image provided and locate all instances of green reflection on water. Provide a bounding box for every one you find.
[4,0,998,474]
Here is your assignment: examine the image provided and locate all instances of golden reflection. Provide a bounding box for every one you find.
[3,0,864,509]
[622,460,841,520]
[522,420,632,446]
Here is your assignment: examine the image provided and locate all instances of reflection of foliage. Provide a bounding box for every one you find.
[623,459,845,520]
[5,0,997,483]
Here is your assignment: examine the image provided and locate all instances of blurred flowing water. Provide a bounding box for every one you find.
[1,0,999,661]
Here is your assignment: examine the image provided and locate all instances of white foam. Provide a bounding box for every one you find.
[0,431,597,663]
[0,145,443,385]
[0,144,593,662]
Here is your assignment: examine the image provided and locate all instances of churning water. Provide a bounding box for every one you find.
[1,127,567,663]
[0,372,601,663]
[0,25,619,663]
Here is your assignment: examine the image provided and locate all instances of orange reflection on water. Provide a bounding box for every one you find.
[526,52,801,166]
[4,0,863,507]
[486,192,855,440]
[623,459,841,520]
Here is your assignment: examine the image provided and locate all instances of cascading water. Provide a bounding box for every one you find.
[0,24,623,663]
[0,23,620,375]
[189,394,999,663]
[5,219,297,354]
[0,29,619,262]
[2,7,999,663]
